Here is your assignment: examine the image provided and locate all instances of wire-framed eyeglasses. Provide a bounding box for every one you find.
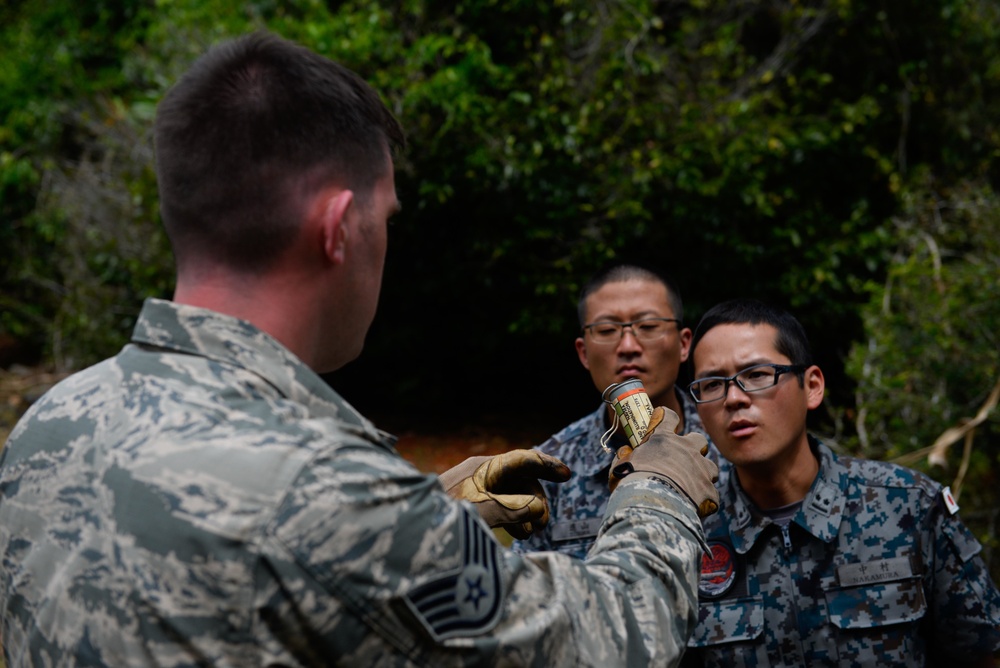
[687,363,808,404]
[582,317,681,344]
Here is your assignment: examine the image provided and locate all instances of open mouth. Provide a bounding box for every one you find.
[728,420,756,438]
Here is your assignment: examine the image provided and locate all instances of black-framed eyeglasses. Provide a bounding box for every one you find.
[583,317,681,344]
[687,363,808,404]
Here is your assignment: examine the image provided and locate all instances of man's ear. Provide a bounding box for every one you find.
[319,189,354,265]
[574,337,590,371]
[678,327,694,363]
[805,365,826,410]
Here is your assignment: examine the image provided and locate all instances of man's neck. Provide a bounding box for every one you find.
[173,271,330,370]
[735,438,819,510]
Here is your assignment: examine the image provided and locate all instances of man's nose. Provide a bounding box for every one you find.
[617,327,643,352]
[723,379,751,407]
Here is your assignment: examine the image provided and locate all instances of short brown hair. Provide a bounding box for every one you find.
[154,31,405,273]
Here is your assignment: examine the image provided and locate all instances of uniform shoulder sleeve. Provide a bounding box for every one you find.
[927,488,1000,660]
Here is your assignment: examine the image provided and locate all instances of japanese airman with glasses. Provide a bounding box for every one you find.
[512,263,717,558]
[681,298,1000,666]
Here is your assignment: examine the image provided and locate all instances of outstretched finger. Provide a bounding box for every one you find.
[493,450,571,483]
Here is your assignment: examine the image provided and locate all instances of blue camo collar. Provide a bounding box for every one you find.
[727,437,842,552]
[796,439,844,543]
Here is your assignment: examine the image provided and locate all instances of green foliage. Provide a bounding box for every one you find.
[0,0,297,366]
[0,0,163,365]
[845,173,1000,576]
[33,102,173,367]
[0,0,998,583]
[837,0,1000,577]
[0,1,998,528]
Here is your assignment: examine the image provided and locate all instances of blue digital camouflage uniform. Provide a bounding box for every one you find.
[0,298,709,667]
[512,393,719,560]
[682,437,1000,668]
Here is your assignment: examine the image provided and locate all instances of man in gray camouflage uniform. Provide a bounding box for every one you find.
[681,298,1000,667]
[0,31,721,667]
[513,264,719,559]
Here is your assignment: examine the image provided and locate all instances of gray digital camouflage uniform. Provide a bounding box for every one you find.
[0,298,709,667]
[682,437,1000,668]
[511,395,719,560]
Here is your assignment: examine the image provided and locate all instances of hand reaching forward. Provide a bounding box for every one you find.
[440,449,572,539]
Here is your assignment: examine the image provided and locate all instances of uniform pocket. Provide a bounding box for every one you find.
[825,577,927,629]
[688,596,764,646]
[686,597,765,668]
[824,577,927,666]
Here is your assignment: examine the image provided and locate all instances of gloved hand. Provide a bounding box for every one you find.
[439,450,572,539]
[608,406,720,517]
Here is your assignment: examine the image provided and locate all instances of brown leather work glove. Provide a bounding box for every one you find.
[608,406,720,517]
[439,450,572,539]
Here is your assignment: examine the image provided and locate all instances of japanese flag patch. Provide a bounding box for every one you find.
[699,541,738,599]
[942,486,960,515]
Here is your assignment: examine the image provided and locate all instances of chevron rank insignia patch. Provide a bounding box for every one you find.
[404,508,504,640]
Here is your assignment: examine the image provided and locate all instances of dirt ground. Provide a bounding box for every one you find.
[0,367,533,473]
[0,367,71,446]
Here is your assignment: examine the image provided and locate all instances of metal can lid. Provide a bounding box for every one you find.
[602,378,646,403]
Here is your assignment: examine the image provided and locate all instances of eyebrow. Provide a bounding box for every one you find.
[694,358,777,379]
[588,310,663,323]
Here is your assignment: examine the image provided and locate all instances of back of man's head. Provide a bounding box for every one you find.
[576,262,684,327]
[690,298,813,366]
[154,31,405,275]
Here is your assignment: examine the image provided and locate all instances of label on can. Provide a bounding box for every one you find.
[601,379,654,450]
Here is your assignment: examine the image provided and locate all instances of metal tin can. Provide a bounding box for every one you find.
[601,378,654,448]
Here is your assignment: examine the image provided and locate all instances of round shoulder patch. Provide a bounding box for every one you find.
[699,541,737,599]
